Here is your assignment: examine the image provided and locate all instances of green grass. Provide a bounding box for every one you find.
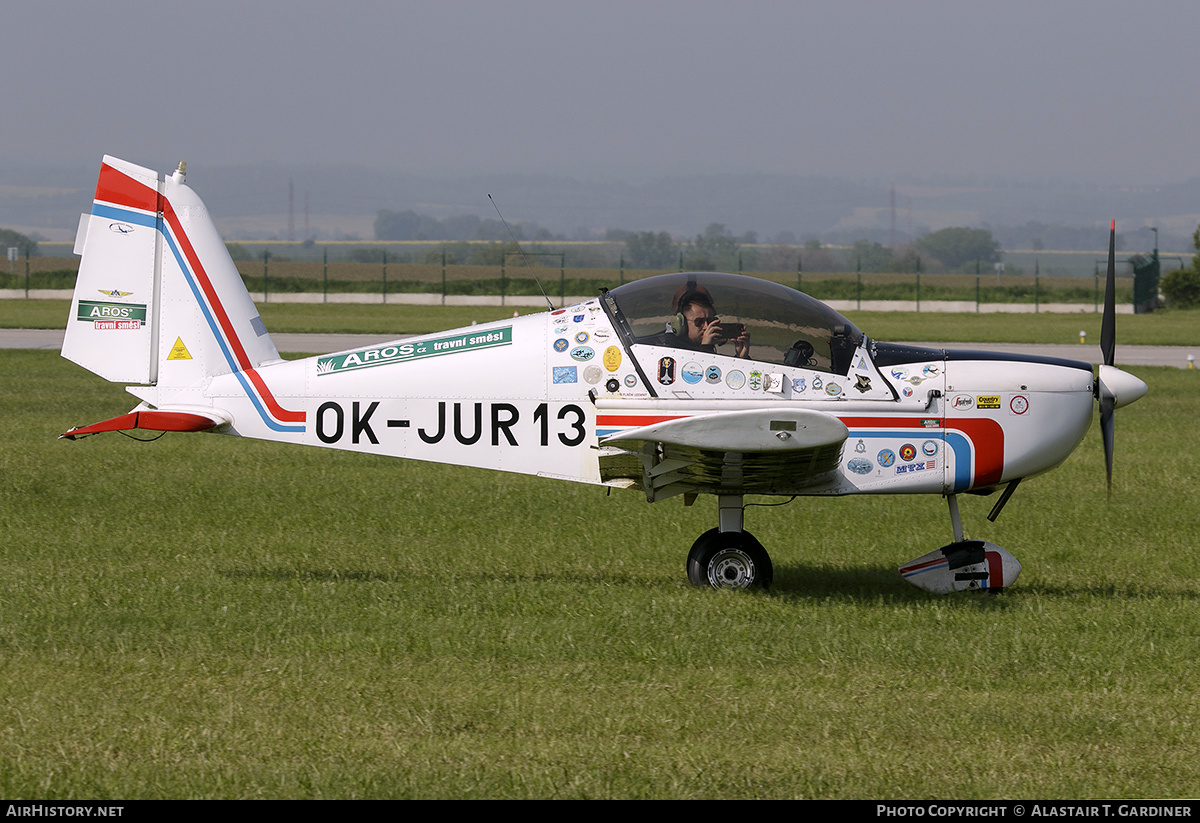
[844,308,1200,346]
[3,298,1199,344]
[1,351,1197,798]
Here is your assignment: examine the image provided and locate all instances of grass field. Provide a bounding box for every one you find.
[1,347,1197,799]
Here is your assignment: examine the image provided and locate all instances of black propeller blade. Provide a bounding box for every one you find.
[1101,219,1116,369]
[1100,219,1117,493]
[1100,394,1115,494]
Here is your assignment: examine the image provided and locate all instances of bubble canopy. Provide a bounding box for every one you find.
[604,272,864,374]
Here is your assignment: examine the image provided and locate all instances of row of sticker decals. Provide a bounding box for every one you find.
[950,394,1030,415]
[845,438,943,479]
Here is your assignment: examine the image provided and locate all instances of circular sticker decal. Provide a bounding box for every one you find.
[705,365,722,383]
[877,449,896,468]
[1010,395,1029,414]
[726,370,746,390]
[553,338,569,352]
[583,365,602,384]
[624,373,638,387]
[922,440,939,456]
[603,345,622,372]
[899,443,916,462]
[681,362,703,384]
[574,331,589,344]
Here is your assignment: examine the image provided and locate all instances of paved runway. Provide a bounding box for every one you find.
[1,329,1193,367]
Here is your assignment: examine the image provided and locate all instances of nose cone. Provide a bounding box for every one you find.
[1098,365,1149,409]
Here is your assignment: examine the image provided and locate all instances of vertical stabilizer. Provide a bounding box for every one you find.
[63,157,282,397]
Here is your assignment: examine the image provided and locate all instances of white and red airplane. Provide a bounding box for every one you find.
[60,157,1147,593]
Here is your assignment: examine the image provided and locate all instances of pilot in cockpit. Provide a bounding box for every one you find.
[667,285,751,358]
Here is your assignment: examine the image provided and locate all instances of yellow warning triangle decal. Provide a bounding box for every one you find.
[167,337,193,360]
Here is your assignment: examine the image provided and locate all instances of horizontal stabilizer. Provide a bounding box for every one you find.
[60,408,230,440]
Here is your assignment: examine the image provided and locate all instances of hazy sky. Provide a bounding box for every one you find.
[5,0,1200,185]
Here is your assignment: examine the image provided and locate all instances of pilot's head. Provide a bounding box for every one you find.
[676,290,717,346]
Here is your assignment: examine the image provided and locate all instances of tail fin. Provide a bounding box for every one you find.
[63,156,280,402]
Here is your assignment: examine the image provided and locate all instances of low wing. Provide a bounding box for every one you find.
[599,408,847,501]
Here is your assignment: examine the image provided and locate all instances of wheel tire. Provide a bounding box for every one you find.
[686,528,773,590]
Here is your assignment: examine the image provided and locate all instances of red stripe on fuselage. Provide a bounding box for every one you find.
[596,414,688,428]
[839,415,1004,489]
[159,197,305,423]
[945,418,1004,487]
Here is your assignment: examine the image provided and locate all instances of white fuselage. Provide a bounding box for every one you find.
[204,298,1096,498]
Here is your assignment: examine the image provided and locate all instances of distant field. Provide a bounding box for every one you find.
[2,258,1141,305]
[0,352,1197,798]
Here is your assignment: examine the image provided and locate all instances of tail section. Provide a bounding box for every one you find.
[64,156,281,402]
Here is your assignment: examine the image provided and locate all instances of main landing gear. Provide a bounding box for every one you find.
[686,495,773,590]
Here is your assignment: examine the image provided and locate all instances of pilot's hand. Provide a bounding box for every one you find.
[732,329,751,359]
[700,317,724,347]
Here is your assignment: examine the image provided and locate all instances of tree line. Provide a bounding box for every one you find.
[372,207,1013,274]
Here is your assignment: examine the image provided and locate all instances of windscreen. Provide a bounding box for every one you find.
[606,272,863,374]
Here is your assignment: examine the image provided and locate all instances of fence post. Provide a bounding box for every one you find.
[856,257,861,311]
[559,253,565,307]
[382,249,387,304]
[916,272,921,312]
[975,274,980,313]
[262,249,269,303]
[322,247,328,304]
[500,257,506,306]
[24,246,30,298]
[797,256,802,293]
